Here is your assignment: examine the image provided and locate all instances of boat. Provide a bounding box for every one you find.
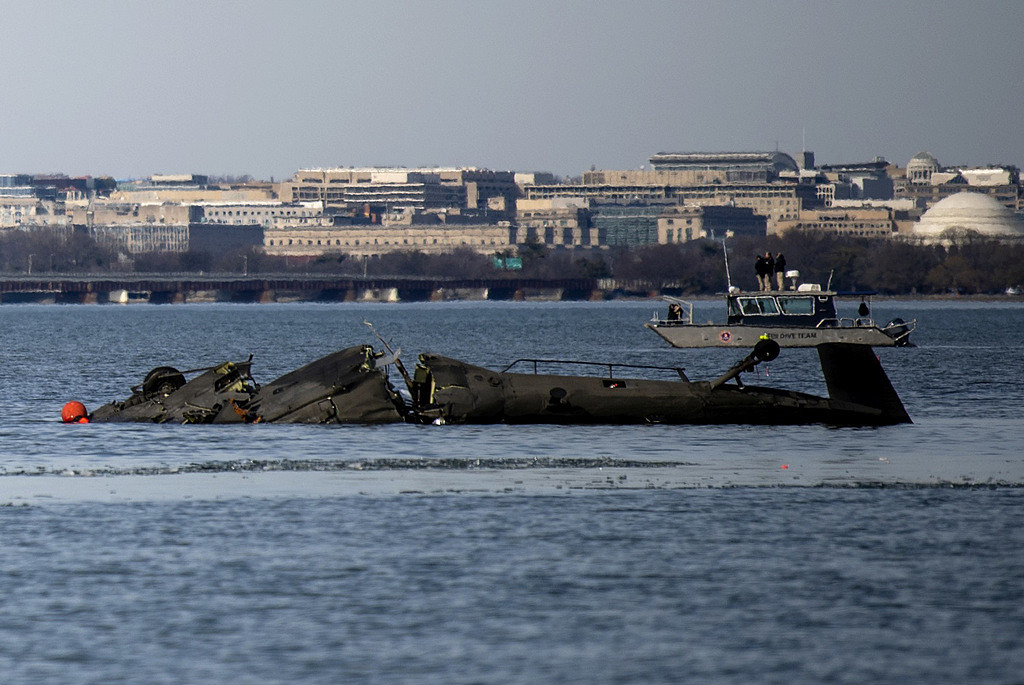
[646,279,915,349]
[68,338,911,428]
[408,340,911,426]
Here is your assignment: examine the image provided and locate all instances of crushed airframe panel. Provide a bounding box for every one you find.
[88,345,405,424]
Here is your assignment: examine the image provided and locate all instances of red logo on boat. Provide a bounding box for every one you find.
[719,330,732,343]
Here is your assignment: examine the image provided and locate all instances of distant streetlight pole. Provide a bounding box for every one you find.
[242,255,248,276]
[28,254,34,274]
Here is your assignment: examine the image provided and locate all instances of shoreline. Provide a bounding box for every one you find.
[0,285,1020,305]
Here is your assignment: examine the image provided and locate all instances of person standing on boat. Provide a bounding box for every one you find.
[667,302,682,321]
[764,252,775,290]
[754,254,767,291]
[774,253,787,290]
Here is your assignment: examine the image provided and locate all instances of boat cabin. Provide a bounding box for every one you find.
[726,289,838,327]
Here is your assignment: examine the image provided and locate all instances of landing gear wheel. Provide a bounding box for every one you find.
[142,366,186,396]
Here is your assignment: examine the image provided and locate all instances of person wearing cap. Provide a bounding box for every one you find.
[774,253,787,290]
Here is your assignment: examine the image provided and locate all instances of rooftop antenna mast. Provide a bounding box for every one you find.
[722,239,733,290]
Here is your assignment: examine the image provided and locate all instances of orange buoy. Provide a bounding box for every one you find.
[61,401,89,423]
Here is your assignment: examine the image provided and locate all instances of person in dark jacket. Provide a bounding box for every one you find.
[774,253,787,290]
[754,255,766,291]
[763,252,775,290]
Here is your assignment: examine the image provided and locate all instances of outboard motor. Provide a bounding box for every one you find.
[885,318,912,346]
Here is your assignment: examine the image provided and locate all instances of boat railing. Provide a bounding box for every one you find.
[501,358,689,380]
[815,316,918,336]
[815,317,879,329]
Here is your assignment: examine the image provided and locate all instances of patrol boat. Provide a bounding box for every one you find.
[646,274,915,349]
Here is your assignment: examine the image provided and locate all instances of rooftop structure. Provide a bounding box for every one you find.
[895,152,1022,212]
[648,151,799,182]
[279,167,517,213]
[906,152,941,184]
[150,174,210,186]
[778,206,898,239]
[263,223,513,257]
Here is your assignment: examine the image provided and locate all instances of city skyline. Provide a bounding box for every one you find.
[1,1,1021,180]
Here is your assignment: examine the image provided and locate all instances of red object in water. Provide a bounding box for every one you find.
[61,401,89,423]
[781,464,789,469]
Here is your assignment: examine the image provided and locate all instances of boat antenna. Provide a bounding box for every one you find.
[363,320,414,390]
[826,269,834,291]
[722,239,733,290]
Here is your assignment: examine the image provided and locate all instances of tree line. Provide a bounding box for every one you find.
[2,226,1022,294]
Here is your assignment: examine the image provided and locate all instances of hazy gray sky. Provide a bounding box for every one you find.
[1,1,1021,180]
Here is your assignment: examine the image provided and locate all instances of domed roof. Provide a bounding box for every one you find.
[910,151,939,165]
[914,191,1024,238]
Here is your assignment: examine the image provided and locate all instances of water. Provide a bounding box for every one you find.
[1,300,1022,683]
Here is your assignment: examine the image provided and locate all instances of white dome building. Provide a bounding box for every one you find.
[913,191,1024,240]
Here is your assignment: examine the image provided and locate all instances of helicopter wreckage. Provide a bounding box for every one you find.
[64,335,911,427]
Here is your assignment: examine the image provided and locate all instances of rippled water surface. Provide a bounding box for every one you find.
[1,299,1022,683]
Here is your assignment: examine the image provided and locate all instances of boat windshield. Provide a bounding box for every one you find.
[776,296,815,315]
[736,296,780,315]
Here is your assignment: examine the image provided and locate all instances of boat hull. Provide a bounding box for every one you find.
[645,322,900,348]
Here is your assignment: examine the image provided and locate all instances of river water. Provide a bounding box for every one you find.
[1,299,1022,683]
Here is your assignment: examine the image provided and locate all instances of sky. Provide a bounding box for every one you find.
[0,1,1021,180]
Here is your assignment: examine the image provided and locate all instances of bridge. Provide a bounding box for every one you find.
[0,274,606,304]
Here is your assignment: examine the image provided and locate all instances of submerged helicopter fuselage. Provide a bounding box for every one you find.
[75,340,910,427]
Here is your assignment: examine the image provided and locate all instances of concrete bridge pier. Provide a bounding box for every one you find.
[360,288,400,302]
